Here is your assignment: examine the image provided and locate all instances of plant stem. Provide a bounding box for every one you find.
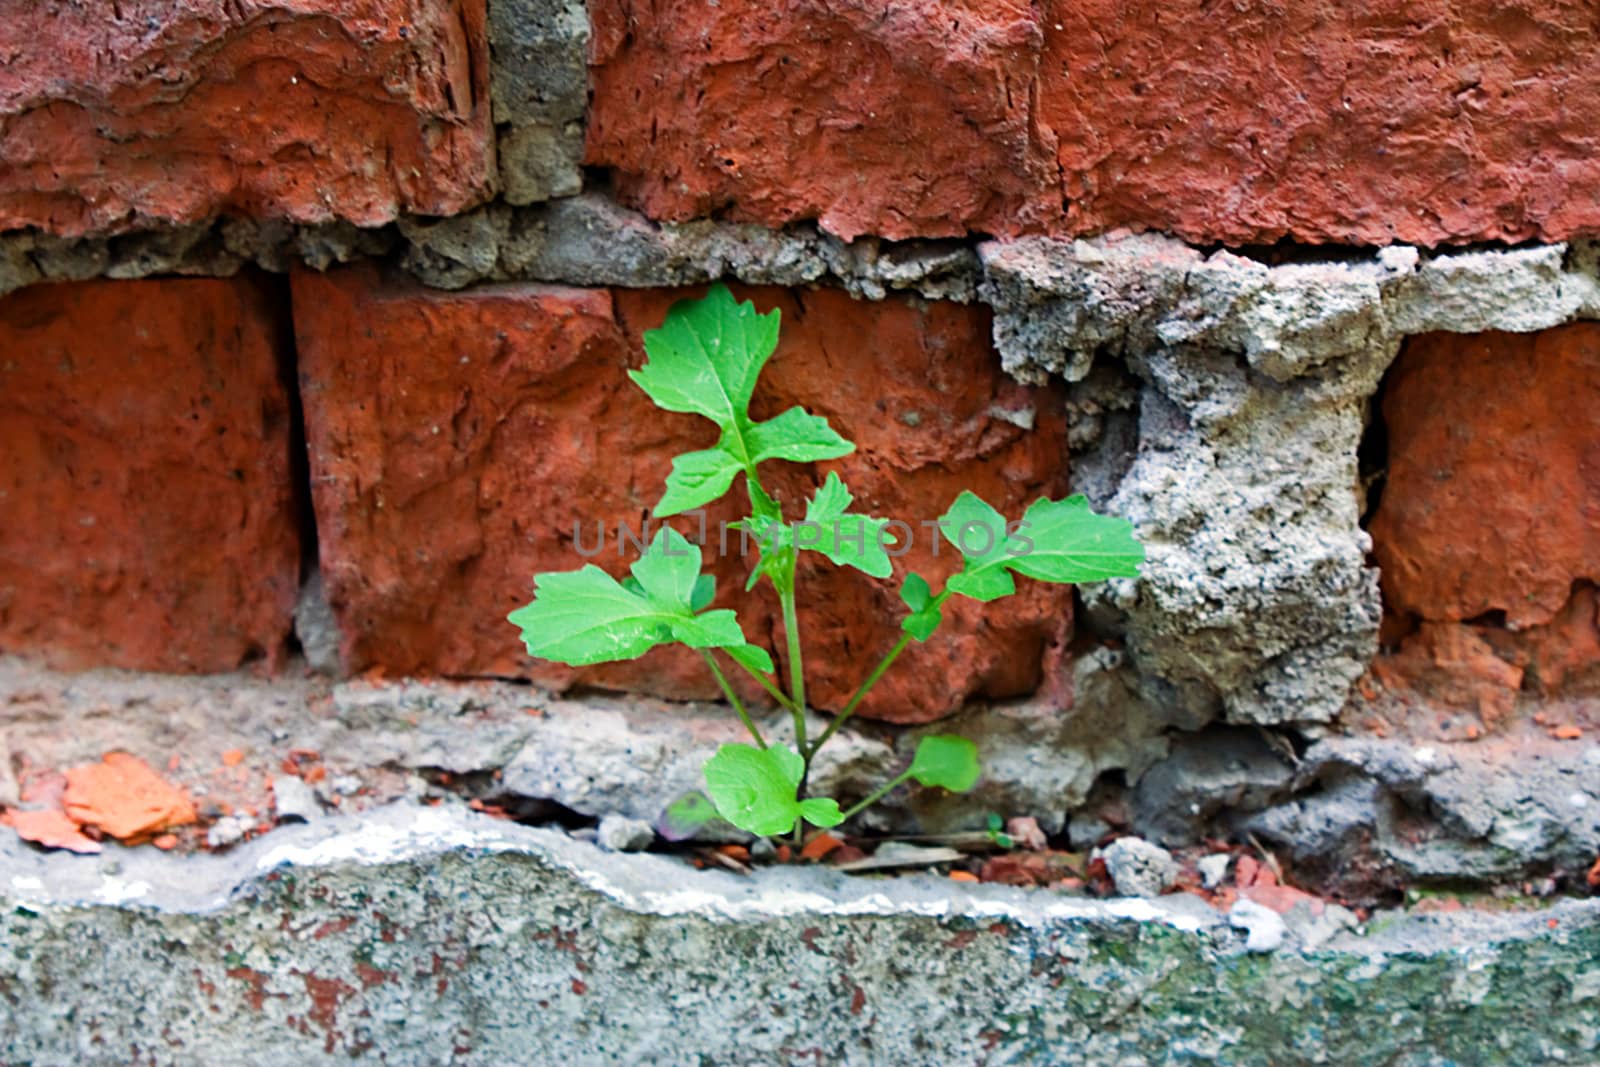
[698,650,766,749]
[808,590,952,759]
[808,633,910,758]
[779,586,808,755]
[726,656,799,713]
[838,770,913,823]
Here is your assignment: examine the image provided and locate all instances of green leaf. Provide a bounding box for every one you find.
[628,285,856,516]
[508,526,768,668]
[629,524,702,608]
[1005,495,1147,583]
[506,566,677,665]
[703,743,814,837]
[747,407,853,465]
[938,491,1143,602]
[798,797,845,828]
[656,447,744,517]
[656,791,724,842]
[740,474,892,584]
[907,735,981,793]
[984,813,1013,849]
[898,572,943,641]
[629,284,777,426]
[690,574,716,613]
[796,472,893,578]
[723,641,777,676]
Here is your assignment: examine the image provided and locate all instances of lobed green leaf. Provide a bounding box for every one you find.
[508,526,771,671]
[747,407,853,465]
[627,284,855,517]
[628,284,777,427]
[741,473,892,584]
[938,491,1143,602]
[656,447,744,517]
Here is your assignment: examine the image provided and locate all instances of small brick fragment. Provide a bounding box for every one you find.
[63,753,198,842]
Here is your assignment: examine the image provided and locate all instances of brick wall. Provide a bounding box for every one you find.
[1,3,1597,763]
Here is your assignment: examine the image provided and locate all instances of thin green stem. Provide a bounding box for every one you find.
[839,770,913,823]
[809,590,953,760]
[809,633,910,758]
[779,586,808,754]
[698,650,766,749]
[727,655,798,713]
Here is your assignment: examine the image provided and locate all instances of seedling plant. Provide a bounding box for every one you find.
[509,285,1143,845]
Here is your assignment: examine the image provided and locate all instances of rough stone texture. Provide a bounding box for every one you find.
[294,268,1070,723]
[488,0,588,203]
[1099,836,1179,898]
[1132,728,1296,848]
[0,654,1160,842]
[4,805,1600,1066]
[0,0,493,237]
[586,0,1060,243]
[594,813,654,852]
[1371,326,1600,628]
[1242,735,1600,895]
[587,1,1600,247]
[6,655,1599,888]
[0,275,301,672]
[982,236,1600,729]
[400,194,983,301]
[0,210,398,303]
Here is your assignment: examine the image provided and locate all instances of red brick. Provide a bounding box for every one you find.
[0,0,492,237]
[587,0,1600,246]
[1371,622,1524,731]
[1370,587,1600,735]
[0,275,301,671]
[586,0,1058,242]
[1371,326,1600,629]
[293,265,747,700]
[295,270,1072,722]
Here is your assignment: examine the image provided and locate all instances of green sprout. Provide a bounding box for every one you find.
[509,285,1144,844]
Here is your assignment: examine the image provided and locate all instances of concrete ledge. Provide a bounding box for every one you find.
[3,805,1597,1065]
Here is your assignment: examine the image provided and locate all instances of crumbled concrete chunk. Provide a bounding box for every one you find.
[1100,836,1179,897]
[1198,853,1233,889]
[272,775,321,824]
[1230,899,1287,953]
[596,814,655,853]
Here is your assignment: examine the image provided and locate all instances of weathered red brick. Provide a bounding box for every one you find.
[586,0,1058,242]
[1371,622,1524,730]
[1038,0,1600,246]
[587,0,1600,246]
[63,752,199,843]
[0,275,301,671]
[1371,326,1600,629]
[295,270,1072,722]
[293,265,748,701]
[1370,587,1600,736]
[0,0,492,237]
